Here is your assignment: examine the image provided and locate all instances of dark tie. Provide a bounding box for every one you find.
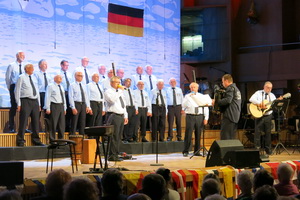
[117,91,125,108]
[265,93,268,100]
[195,107,199,114]
[159,90,165,106]
[128,89,133,106]
[141,90,144,107]
[84,68,89,84]
[29,75,36,96]
[149,76,153,90]
[139,75,141,80]
[58,85,64,104]
[44,73,48,90]
[64,72,70,90]
[102,75,105,79]
[19,64,22,75]
[96,83,103,99]
[172,87,177,106]
[79,83,85,103]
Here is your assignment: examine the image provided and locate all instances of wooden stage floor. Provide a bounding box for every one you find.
[24,148,299,180]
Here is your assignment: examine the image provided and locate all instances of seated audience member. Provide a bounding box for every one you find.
[32,169,72,200]
[141,173,167,200]
[295,171,300,199]
[204,194,226,200]
[253,169,274,191]
[156,168,180,200]
[252,185,278,200]
[236,170,254,200]
[63,178,99,200]
[127,193,151,200]
[200,178,221,200]
[100,168,127,200]
[0,190,22,200]
[203,173,221,183]
[274,163,299,196]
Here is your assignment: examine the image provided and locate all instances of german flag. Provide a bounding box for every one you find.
[108,3,144,37]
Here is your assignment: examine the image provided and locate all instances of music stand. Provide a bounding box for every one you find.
[83,125,114,173]
[271,99,290,155]
[190,105,210,158]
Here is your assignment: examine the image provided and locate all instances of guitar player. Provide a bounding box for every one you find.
[249,81,283,156]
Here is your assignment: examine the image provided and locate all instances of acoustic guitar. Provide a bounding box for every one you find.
[249,93,291,118]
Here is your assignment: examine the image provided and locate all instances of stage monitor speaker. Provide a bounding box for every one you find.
[0,161,24,189]
[205,140,244,167]
[223,150,260,168]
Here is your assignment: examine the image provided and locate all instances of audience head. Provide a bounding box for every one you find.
[201,178,221,199]
[0,190,22,200]
[297,171,300,189]
[203,173,221,183]
[141,173,166,200]
[277,163,294,184]
[101,168,124,196]
[252,184,278,200]
[237,170,254,196]
[204,194,226,200]
[45,169,71,200]
[98,65,106,75]
[16,50,25,63]
[81,56,89,67]
[253,169,274,191]
[222,74,233,88]
[63,178,99,200]
[60,60,69,72]
[127,193,151,200]
[156,167,172,185]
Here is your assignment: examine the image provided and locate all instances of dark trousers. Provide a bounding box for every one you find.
[49,103,65,141]
[65,93,72,132]
[106,113,124,157]
[70,102,86,135]
[87,101,103,127]
[151,105,166,141]
[124,106,137,140]
[255,115,272,153]
[40,92,45,111]
[167,105,182,139]
[136,107,147,138]
[220,117,237,140]
[183,114,204,153]
[17,98,41,145]
[9,84,17,130]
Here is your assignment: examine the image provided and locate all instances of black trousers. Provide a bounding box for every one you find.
[49,103,65,141]
[9,84,17,130]
[106,113,124,157]
[39,92,45,111]
[183,114,204,153]
[167,105,182,139]
[151,105,166,141]
[87,101,103,127]
[65,93,72,132]
[255,115,272,153]
[70,102,86,135]
[17,98,41,145]
[124,106,137,140]
[136,107,147,138]
[220,117,237,140]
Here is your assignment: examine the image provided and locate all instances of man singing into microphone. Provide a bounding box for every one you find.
[182,82,211,157]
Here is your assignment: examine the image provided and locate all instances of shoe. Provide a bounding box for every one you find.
[127,138,134,142]
[159,139,164,142]
[167,138,172,141]
[25,129,32,133]
[183,152,188,157]
[9,129,15,133]
[141,137,148,142]
[17,143,24,147]
[108,156,123,162]
[33,142,45,146]
[177,138,182,141]
[122,140,129,144]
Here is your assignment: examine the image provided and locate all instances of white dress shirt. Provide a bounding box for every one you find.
[133,89,152,113]
[34,70,52,92]
[104,88,128,118]
[123,88,137,109]
[166,86,184,106]
[182,92,210,120]
[15,73,40,106]
[73,66,91,85]
[150,88,168,110]
[44,82,67,111]
[87,82,105,102]
[131,74,146,90]
[60,70,73,91]
[68,81,90,109]
[249,90,276,115]
[144,74,158,94]
[5,61,28,89]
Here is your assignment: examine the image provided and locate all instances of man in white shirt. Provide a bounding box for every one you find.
[98,64,107,82]
[144,65,158,94]
[182,82,211,157]
[131,66,146,90]
[102,69,114,90]
[116,68,125,85]
[73,56,91,85]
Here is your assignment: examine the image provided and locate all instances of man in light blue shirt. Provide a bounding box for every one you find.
[87,73,105,126]
[5,50,27,133]
[144,65,158,95]
[15,64,44,147]
[150,79,167,141]
[166,78,184,141]
[73,56,91,85]
[44,75,67,142]
[69,71,91,135]
[131,66,146,90]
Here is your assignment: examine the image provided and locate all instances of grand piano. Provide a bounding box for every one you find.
[84,125,114,173]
